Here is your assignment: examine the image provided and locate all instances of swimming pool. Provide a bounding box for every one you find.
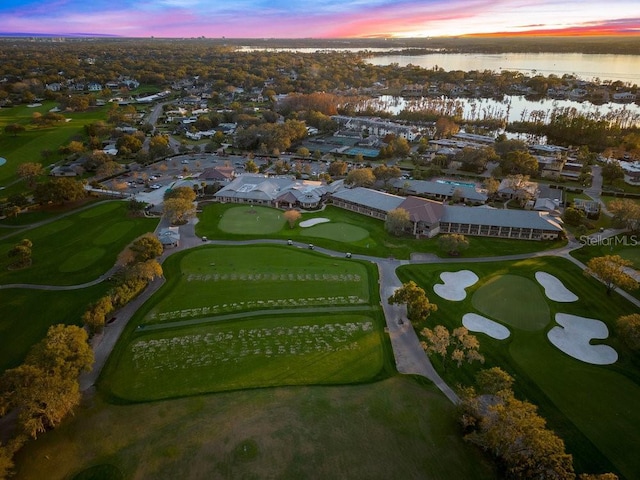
[436,179,476,188]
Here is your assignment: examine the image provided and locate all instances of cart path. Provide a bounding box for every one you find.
[3,216,637,403]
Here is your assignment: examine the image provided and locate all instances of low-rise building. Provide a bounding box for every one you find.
[331,187,563,240]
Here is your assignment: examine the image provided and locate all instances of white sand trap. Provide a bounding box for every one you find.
[299,218,330,228]
[433,270,479,301]
[547,313,618,365]
[535,272,578,302]
[463,313,510,340]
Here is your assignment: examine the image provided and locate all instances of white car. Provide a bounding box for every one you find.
[150,184,162,189]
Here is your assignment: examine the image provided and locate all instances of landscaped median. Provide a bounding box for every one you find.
[100,244,392,402]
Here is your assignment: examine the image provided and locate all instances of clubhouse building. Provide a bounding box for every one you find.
[214,174,341,210]
[214,175,564,241]
[331,188,563,241]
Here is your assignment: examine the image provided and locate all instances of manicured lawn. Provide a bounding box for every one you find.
[303,222,369,242]
[0,201,158,285]
[100,245,387,401]
[105,312,385,401]
[218,205,286,234]
[0,102,108,191]
[471,274,550,331]
[197,202,566,260]
[396,257,640,478]
[142,245,375,325]
[572,236,640,269]
[0,284,110,373]
[14,378,496,480]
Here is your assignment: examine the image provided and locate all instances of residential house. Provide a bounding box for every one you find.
[612,92,636,103]
[497,178,539,204]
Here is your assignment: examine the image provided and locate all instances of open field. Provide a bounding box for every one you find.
[396,256,640,478]
[0,201,158,285]
[197,203,566,259]
[14,378,496,480]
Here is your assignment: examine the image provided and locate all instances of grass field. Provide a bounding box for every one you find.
[396,257,640,478]
[100,245,387,401]
[0,201,158,285]
[571,235,640,269]
[0,283,111,373]
[13,378,496,480]
[143,245,373,324]
[218,205,286,234]
[197,203,566,260]
[105,313,385,401]
[0,102,107,193]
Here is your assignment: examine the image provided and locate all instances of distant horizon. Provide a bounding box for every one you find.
[0,1,638,39]
[1,32,639,40]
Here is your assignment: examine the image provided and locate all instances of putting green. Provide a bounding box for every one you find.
[471,274,550,331]
[218,206,286,234]
[304,222,369,242]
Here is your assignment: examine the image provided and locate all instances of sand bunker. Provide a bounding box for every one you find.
[462,313,510,340]
[547,313,618,365]
[299,218,330,228]
[535,272,578,302]
[433,270,479,301]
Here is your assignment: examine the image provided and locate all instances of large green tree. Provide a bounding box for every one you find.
[130,234,164,263]
[419,325,484,370]
[16,162,44,188]
[463,389,575,480]
[163,197,196,225]
[345,168,375,188]
[8,239,32,269]
[388,281,437,326]
[438,233,469,256]
[385,208,411,236]
[584,255,639,295]
[33,178,86,205]
[0,325,93,438]
[616,313,640,351]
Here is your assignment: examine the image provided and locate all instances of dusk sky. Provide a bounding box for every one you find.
[1,0,639,38]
